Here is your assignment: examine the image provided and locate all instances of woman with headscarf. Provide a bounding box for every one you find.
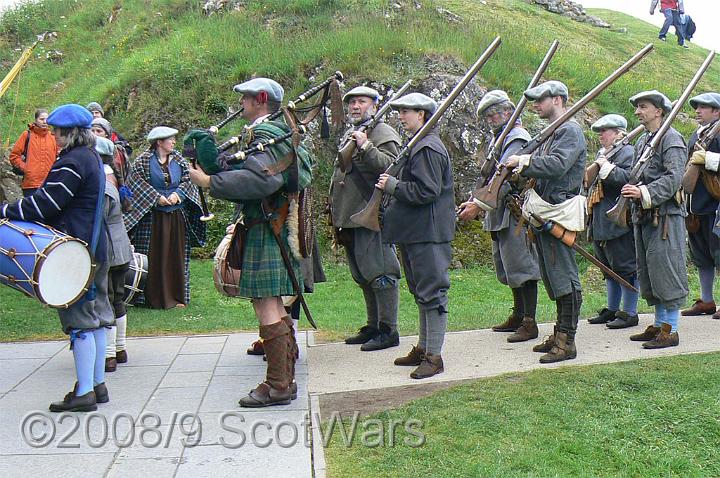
[124,127,206,309]
[1,104,113,411]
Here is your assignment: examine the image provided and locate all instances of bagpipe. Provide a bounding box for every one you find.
[183,71,344,176]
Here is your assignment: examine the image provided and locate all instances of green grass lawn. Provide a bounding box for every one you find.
[0,258,705,343]
[324,352,720,477]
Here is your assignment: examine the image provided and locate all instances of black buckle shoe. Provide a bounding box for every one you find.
[345,325,380,345]
[360,325,399,351]
[588,308,615,325]
[606,311,639,329]
[49,390,97,413]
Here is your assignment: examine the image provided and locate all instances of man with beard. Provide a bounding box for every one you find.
[504,80,587,363]
[458,90,540,343]
[330,86,403,351]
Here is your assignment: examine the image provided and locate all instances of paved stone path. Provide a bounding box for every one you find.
[2,315,719,477]
[0,333,313,478]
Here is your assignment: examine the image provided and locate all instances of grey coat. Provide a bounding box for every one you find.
[382,131,455,245]
[632,127,688,309]
[103,180,132,267]
[589,145,634,241]
[330,121,401,228]
[631,127,686,221]
[521,120,586,299]
[483,125,532,232]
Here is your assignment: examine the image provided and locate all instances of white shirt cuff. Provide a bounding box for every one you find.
[517,154,531,171]
[639,185,652,209]
[598,162,616,180]
[705,151,720,172]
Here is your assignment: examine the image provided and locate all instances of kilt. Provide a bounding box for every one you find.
[239,214,303,299]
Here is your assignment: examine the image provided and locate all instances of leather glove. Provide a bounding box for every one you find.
[690,150,706,165]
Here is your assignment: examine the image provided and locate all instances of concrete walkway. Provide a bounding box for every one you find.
[0,333,313,478]
[308,314,720,394]
[3,316,720,478]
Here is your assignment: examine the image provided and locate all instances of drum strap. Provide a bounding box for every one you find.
[83,151,107,302]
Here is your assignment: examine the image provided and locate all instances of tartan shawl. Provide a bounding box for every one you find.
[123,149,207,247]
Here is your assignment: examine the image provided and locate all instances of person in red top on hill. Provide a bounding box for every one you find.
[650,0,687,48]
[9,109,59,196]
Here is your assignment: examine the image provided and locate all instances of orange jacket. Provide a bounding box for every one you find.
[9,123,59,189]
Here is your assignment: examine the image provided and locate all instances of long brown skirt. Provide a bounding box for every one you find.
[145,209,186,309]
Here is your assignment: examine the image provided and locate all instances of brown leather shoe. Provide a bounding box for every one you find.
[643,324,679,349]
[533,327,557,353]
[105,357,117,373]
[115,350,128,364]
[681,299,716,316]
[410,353,444,379]
[629,325,661,341]
[238,382,292,408]
[491,310,523,332]
[507,317,538,343]
[394,345,425,366]
[713,310,720,320]
[539,332,577,363]
[246,340,265,355]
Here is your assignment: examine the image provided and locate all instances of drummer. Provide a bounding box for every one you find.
[1,104,114,413]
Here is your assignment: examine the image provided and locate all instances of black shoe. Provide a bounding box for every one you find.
[361,324,399,351]
[588,308,616,325]
[49,390,97,413]
[94,383,109,404]
[345,325,380,345]
[658,36,666,41]
[606,311,639,329]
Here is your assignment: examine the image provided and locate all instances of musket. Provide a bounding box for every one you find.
[473,39,559,195]
[349,36,503,231]
[474,43,654,211]
[607,49,716,228]
[217,71,344,152]
[682,118,720,193]
[337,79,413,172]
[208,107,244,135]
[523,206,638,292]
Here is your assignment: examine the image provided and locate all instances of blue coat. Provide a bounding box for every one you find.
[1,145,107,262]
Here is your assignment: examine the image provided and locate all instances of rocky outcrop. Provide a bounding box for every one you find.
[0,151,23,203]
[528,0,611,28]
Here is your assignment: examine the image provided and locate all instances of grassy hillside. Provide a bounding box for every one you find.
[1,0,718,147]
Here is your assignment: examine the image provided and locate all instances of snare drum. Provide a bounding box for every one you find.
[0,219,94,308]
[213,232,241,297]
[123,252,148,305]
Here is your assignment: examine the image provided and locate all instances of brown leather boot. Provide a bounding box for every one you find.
[539,332,577,363]
[281,316,298,399]
[629,325,661,341]
[507,317,538,343]
[115,350,128,364]
[105,357,117,372]
[410,353,444,379]
[239,321,292,408]
[394,345,425,366]
[681,299,716,316]
[532,327,557,353]
[643,323,679,349]
[246,339,265,355]
[491,309,523,332]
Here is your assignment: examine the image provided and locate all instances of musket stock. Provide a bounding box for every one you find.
[350,36,503,231]
[338,80,413,172]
